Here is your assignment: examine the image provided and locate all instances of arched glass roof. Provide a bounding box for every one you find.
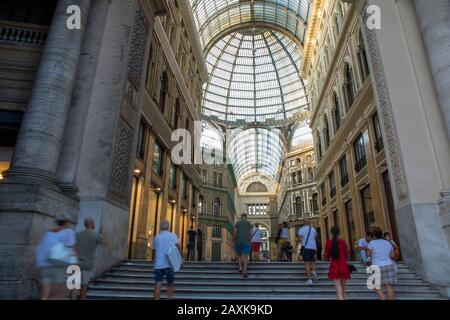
[189,0,314,186]
[190,0,311,51]
[200,121,223,152]
[203,30,309,125]
[290,119,313,149]
[228,127,285,183]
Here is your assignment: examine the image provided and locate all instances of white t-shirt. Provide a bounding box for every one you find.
[251,227,263,243]
[297,226,317,250]
[368,239,394,267]
[153,231,179,270]
[35,228,76,268]
[280,228,290,240]
[358,238,369,248]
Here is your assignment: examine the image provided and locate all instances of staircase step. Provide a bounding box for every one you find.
[87,260,443,300]
[92,279,429,288]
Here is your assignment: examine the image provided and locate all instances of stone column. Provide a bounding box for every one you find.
[413,0,450,139]
[360,0,450,297]
[414,0,450,247]
[56,0,111,196]
[6,0,91,188]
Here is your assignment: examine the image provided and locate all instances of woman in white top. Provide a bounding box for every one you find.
[35,213,77,300]
[367,227,397,300]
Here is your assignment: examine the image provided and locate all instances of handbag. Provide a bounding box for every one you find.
[166,244,183,272]
[300,226,312,255]
[48,241,78,266]
[347,263,357,273]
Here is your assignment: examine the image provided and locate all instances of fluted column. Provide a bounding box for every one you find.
[6,0,91,188]
[414,0,450,139]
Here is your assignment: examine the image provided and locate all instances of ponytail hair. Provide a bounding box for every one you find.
[331,226,340,260]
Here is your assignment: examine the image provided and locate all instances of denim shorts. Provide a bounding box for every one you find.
[155,268,175,284]
[235,243,251,255]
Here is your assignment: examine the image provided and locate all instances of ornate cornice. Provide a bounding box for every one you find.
[299,0,324,78]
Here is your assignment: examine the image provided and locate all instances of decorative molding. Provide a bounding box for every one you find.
[127,8,149,85]
[109,120,134,199]
[359,1,408,200]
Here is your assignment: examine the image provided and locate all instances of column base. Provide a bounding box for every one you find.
[0,182,78,299]
[4,167,61,192]
[438,189,450,245]
[396,201,450,298]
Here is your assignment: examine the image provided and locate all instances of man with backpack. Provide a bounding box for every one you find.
[296,218,318,285]
[153,220,181,300]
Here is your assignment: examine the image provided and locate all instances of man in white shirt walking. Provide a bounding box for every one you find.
[296,219,318,285]
[153,221,181,300]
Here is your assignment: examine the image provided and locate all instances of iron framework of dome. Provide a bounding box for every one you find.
[202,30,309,126]
[190,0,313,185]
[190,0,311,51]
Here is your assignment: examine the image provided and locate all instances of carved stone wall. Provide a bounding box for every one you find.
[108,120,134,200]
[128,8,149,85]
[359,2,408,200]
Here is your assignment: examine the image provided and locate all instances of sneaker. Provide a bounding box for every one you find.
[311,271,318,280]
[306,279,313,286]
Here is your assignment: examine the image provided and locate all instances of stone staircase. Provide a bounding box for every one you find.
[87,260,443,300]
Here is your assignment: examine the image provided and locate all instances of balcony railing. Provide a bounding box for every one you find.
[354,156,367,173]
[330,187,336,198]
[340,174,349,187]
[0,21,48,46]
[375,137,384,153]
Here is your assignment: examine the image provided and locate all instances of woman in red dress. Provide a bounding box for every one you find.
[324,227,350,300]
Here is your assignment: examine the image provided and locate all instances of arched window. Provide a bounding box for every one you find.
[159,71,169,113]
[323,115,330,149]
[344,63,356,109]
[357,32,370,81]
[199,195,205,214]
[333,92,341,132]
[213,198,221,217]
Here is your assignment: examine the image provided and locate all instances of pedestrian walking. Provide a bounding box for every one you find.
[357,231,373,266]
[35,213,77,300]
[324,227,350,300]
[250,223,263,262]
[234,214,252,277]
[186,226,197,261]
[279,222,290,261]
[367,227,397,300]
[71,217,102,300]
[153,221,181,300]
[296,219,318,285]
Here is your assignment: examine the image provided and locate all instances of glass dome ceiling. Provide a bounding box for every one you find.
[202,30,309,125]
[228,127,285,183]
[190,0,311,51]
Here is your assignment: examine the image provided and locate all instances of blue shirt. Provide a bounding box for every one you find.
[153,231,179,269]
[298,226,317,251]
[35,228,76,268]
